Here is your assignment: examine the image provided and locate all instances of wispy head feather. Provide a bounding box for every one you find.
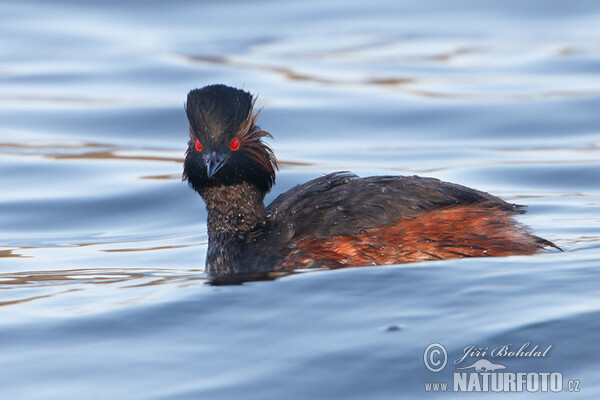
[237,100,278,188]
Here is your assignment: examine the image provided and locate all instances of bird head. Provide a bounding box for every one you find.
[183,84,277,194]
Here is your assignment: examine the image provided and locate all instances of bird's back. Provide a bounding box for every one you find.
[253,172,549,270]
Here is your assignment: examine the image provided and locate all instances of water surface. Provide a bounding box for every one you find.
[1,1,599,399]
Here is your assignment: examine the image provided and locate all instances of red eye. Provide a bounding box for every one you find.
[195,139,202,152]
[230,137,240,151]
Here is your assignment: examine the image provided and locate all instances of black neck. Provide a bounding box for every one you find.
[198,181,266,275]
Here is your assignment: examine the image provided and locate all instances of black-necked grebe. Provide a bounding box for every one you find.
[183,84,559,276]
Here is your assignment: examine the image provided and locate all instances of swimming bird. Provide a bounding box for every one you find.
[183,84,559,276]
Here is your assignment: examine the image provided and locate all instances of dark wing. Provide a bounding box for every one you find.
[265,171,521,240]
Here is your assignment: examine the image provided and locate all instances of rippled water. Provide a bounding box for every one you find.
[1,1,599,399]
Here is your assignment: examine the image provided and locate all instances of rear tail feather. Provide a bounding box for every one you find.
[533,235,562,251]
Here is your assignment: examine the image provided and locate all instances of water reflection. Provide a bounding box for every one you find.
[178,49,600,100]
[0,266,300,308]
[0,249,31,259]
[0,268,205,306]
[0,141,311,172]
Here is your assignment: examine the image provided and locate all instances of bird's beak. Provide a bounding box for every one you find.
[205,152,229,178]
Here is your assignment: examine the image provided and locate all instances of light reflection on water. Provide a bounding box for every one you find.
[1,0,600,398]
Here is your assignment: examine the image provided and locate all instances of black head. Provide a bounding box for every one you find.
[183,84,278,194]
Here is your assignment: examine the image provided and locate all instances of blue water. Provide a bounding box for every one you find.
[1,1,599,399]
